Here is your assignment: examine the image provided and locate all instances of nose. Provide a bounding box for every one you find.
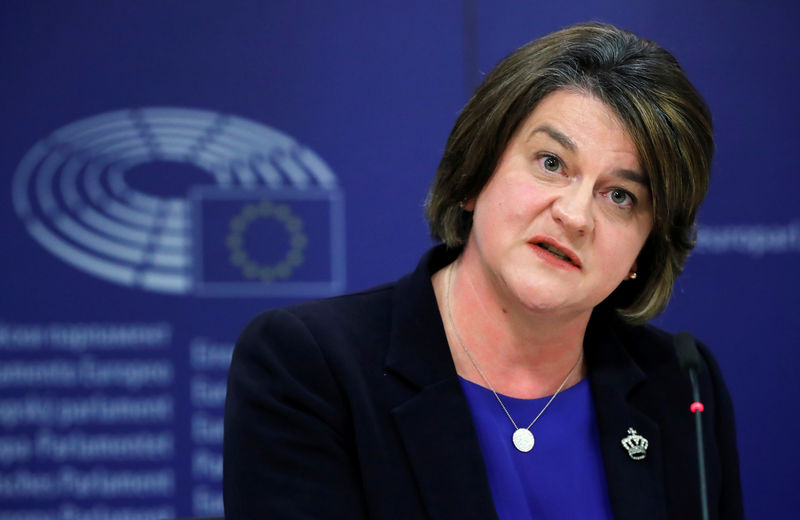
[551,186,594,235]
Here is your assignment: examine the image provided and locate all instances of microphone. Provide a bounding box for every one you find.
[673,331,710,520]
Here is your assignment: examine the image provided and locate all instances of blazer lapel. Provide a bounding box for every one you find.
[586,316,668,520]
[385,250,499,520]
[391,379,499,520]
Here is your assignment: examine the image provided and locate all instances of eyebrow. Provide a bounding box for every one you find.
[530,125,576,152]
[530,124,650,188]
[615,169,650,188]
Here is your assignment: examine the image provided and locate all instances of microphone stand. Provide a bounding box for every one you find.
[674,332,710,520]
[687,364,710,520]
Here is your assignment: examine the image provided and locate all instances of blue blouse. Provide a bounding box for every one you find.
[459,377,614,519]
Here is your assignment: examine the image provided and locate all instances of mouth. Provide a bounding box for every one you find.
[532,241,581,268]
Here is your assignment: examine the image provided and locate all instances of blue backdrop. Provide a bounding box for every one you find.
[1,1,798,518]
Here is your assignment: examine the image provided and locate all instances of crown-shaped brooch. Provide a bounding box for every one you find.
[621,427,648,460]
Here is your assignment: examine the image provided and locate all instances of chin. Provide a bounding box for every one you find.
[515,286,580,315]
[527,300,585,317]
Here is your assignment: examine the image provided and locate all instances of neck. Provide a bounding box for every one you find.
[433,254,590,399]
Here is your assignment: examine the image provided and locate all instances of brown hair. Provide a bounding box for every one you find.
[425,22,713,323]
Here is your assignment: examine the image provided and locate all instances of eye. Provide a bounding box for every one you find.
[539,154,563,173]
[608,188,635,208]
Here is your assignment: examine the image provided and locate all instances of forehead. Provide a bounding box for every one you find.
[520,89,636,151]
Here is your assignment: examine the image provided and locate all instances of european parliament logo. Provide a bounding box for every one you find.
[12,108,345,297]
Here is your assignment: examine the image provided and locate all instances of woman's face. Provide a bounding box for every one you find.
[462,89,653,319]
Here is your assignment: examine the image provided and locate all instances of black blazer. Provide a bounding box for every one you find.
[224,247,744,519]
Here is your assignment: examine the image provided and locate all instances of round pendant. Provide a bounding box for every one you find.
[512,428,534,452]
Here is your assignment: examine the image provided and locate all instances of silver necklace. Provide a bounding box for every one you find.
[445,262,584,453]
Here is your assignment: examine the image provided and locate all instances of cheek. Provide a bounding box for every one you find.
[496,184,550,220]
[599,228,649,272]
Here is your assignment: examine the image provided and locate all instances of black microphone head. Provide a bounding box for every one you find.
[673,331,700,373]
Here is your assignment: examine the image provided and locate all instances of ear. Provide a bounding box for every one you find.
[461,198,476,212]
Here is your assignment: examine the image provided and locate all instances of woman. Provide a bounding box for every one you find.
[224,22,744,519]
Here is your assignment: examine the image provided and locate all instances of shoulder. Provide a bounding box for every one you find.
[234,245,451,368]
[605,319,736,434]
[227,282,401,429]
[587,314,735,417]
[240,281,395,344]
[232,281,400,381]
[612,321,724,384]
[613,323,681,381]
